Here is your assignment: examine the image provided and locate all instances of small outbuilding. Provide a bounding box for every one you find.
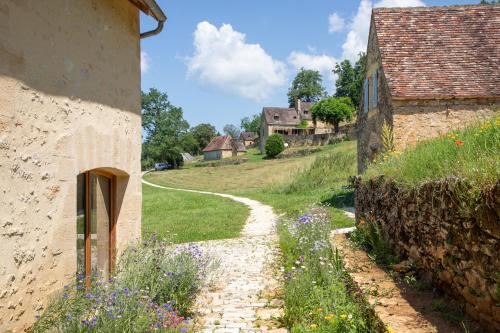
[240,132,258,147]
[203,135,246,161]
[357,4,500,173]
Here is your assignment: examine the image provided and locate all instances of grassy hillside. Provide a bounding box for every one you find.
[142,184,249,243]
[144,141,358,232]
[364,117,500,189]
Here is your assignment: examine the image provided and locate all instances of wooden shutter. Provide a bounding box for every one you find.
[363,79,369,113]
[372,70,378,108]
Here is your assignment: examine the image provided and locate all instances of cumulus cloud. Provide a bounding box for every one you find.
[328,13,345,33]
[186,21,287,101]
[287,52,339,92]
[342,0,425,61]
[141,51,151,74]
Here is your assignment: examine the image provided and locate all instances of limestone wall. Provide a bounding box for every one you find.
[393,99,499,151]
[355,178,500,332]
[282,125,355,148]
[0,1,142,331]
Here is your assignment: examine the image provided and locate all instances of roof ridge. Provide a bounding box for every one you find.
[373,3,497,11]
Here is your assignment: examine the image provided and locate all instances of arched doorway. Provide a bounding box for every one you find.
[76,170,116,285]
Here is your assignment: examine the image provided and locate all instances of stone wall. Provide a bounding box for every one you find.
[0,1,142,331]
[355,177,500,332]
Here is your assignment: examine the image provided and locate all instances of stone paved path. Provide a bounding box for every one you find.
[141,178,286,333]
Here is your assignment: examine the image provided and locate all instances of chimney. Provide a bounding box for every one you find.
[295,97,301,111]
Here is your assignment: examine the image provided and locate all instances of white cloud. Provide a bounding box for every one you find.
[342,0,425,61]
[328,13,345,33]
[287,52,339,92]
[186,21,287,101]
[141,51,151,74]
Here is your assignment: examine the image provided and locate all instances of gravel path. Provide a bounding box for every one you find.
[141,179,286,333]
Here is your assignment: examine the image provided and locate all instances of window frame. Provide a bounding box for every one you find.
[80,170,117,286]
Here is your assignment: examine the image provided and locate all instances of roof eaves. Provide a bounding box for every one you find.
[130,0,166,21]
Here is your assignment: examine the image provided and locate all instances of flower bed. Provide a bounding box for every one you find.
[278,210,382,332]
[29,237,217,333]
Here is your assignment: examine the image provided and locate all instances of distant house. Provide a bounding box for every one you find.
[260,99,333,151]
[203,135,246,161]
[240,132,258,147]
[358,4,500,173]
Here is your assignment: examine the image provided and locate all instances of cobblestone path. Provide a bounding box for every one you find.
[142,179,286,333]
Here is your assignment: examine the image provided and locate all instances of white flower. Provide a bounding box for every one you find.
[348,314,353,319]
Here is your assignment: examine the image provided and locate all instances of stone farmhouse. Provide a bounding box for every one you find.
[0,0,165,331]
[203,135,246,161]
[260,99,333,152]
[358,4,500,173]
[240,131,258,147]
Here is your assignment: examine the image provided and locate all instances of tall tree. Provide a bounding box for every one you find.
[311,96,355,134]
[223,124,241,139]
[190,123,218,154]
[141,88,190,168]
[287,68,326,107]
[333,52,366,109]
[240,114,261,133]
[480,0,499,4]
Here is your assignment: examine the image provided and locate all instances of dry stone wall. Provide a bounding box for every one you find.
[355,177,500,332]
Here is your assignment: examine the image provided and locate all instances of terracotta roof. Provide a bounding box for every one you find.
[372,5,500,100]
[203,135,232,152]
[202,136,246,152]
[262,107,300,125]
[128,0,166,21]
[240,132,258,141]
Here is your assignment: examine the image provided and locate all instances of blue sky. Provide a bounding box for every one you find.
[140,0,477,132]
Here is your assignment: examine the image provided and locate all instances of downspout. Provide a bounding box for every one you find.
[140,19,165,39]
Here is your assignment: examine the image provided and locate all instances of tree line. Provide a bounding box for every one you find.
[142,52,367,169]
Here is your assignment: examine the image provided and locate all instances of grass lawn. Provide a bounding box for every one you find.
[144,141,358,233]
[142,184,249,243]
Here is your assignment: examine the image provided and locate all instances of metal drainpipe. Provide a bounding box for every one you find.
[140,19,165,39]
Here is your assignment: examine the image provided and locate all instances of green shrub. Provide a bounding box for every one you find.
[364,117,500,190]
[265,134,285,158]
[30,237,217,332]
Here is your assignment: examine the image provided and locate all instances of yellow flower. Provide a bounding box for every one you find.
[324,314,335,321]
[310,324,318,329]
[340,314,347,319]
[316,308,323,312]
[387,325,393,332]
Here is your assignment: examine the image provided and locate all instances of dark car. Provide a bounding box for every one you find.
[154,163,170,171]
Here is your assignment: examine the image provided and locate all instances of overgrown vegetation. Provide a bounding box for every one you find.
[349,221,399,266]
[278,212,380,332]
[364,117,500,190]
[30,237,217,332]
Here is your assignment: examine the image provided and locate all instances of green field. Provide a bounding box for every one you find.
[143,141,358,240]
[142,184,249,243]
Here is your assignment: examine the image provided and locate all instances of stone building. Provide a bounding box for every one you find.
[203,135,246,161]
[0,0,165,331]
[240,131,258,147]
[357,4,500,173]
[260,100,333,152]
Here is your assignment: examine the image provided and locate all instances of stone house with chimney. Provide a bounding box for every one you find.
[240,132,258,147]
[203,135,246,161]
[260,100,333,152]
[357,4,500,173]
[0,1,165,331]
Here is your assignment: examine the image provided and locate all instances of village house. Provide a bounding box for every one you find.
[0,0,165,331]
[260,99,333,152]
[203,135,246,161]
[240,131,258,147]
[358,4,500,173]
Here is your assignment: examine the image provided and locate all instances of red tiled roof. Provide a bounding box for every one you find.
[373,5,500,100]
[202,136,246,152]
[202,135,232,152]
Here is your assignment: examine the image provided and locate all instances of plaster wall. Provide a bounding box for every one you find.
[0,0,142,331]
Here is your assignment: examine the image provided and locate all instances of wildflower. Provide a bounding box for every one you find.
[387,325,394,332]
[316,307,323,312]
[348,314,353,320]
[455,140,464,146]
[340,314,347,319]
[310,323,318,329]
